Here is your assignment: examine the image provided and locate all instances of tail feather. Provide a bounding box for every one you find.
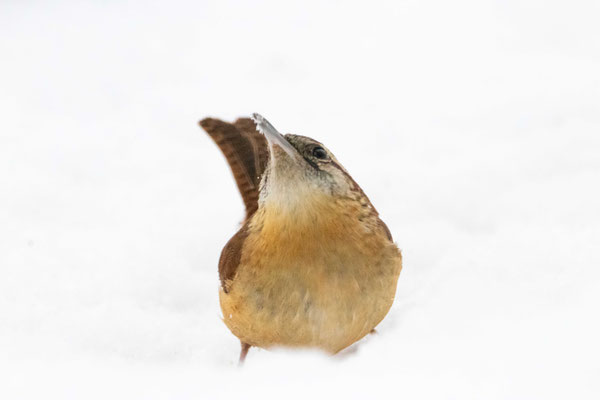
[199,117,268,220]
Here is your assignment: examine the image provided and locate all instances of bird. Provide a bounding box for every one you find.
[199,114,402,363]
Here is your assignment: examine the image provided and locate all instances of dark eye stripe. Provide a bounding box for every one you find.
[303,156,320,170]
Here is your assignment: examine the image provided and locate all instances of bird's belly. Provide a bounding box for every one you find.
[219,254,401,353]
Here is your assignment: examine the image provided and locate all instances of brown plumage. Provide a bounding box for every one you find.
[200,118,268,292]
[200,117,268,221]
[199,115,402,363]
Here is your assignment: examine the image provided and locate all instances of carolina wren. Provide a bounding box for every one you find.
[199,114,402,362]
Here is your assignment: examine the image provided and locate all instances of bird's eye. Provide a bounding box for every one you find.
[312,147,328,160]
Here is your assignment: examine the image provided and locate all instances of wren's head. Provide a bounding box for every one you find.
[252,114,359,209]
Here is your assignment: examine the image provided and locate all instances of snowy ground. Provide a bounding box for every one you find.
[1,1,599,398]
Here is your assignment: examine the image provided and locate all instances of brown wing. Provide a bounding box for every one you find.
[199,117,268,220]
[217,222,249,292]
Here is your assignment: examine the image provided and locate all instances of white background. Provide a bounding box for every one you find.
[1,1,599,398]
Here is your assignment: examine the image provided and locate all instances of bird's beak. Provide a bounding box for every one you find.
[252,113,297,158]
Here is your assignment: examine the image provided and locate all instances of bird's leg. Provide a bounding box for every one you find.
[239,342,251,364]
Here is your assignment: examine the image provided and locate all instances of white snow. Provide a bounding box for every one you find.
[1,0,599,399]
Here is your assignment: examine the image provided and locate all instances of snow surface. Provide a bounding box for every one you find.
[1,1,599,398]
